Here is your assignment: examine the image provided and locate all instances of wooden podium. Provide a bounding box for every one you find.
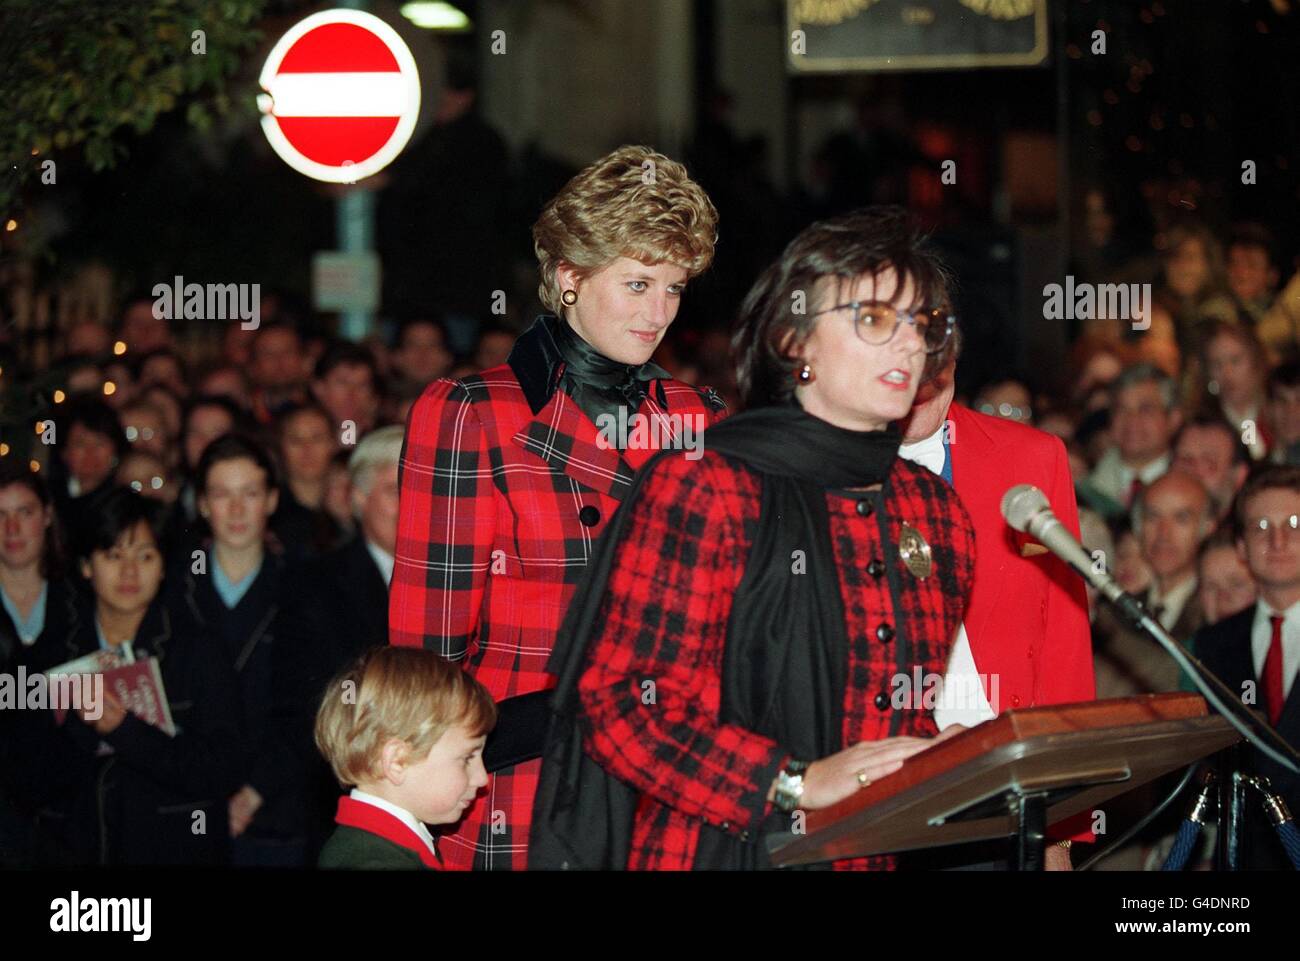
[768,693,1241,869]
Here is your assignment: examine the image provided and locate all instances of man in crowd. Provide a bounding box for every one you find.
[1095,471,1214,697]
[249,324,309,425]
[1082,364,1181,519]
[1171,414,1251,522]
[1198,466,1300,869]
[311,343,383,438]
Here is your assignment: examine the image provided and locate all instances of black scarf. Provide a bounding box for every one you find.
[529,405,904,870]
[549,316,669,442]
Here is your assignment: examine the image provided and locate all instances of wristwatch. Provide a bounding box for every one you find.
[773,758,811,813]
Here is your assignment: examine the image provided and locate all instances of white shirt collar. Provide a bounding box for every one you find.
[898,422,947,477]
[1149,575,1198,632]
[365,539,395,585]
[1254,597,1300,623]
[349,789,437,858]
[1122,452,1171,487]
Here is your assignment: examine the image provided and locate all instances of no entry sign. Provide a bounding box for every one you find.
[257,10,420,183]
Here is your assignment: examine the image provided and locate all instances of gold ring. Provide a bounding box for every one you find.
[856,770,871,786]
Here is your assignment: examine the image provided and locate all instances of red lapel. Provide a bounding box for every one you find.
[335,796,441,869]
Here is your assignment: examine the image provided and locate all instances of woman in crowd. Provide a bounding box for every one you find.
[1199,320,1273,460]
[0,465,83,865]
[54,396,126,534]
[389,144,727,870]
[169,433,313,866]
[270,402,343,558]
[30,489,246,865]
[532,206,976,870]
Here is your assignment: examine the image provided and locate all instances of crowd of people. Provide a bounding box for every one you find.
[0,140,1297,872]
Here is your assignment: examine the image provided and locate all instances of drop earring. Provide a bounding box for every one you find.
[796,363,815,383]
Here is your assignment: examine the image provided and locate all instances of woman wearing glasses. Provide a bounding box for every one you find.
[533,206,977,870]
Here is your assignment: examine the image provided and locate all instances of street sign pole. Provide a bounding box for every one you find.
[337,179,374,343]
[339,0,373,344]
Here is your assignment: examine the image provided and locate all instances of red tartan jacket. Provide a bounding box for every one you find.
[388,318,726,870]
[576,447,977,870]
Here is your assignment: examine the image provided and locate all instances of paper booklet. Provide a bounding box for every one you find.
[46,651,176,736]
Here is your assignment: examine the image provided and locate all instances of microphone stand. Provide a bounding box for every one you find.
[1063,540,1300,869]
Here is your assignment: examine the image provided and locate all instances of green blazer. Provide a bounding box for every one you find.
[317,825,432,870]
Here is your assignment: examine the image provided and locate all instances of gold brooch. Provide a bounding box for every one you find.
[898,523,933,579]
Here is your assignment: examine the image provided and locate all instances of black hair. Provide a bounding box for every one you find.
[133,347,188,384]
[61,396,127,458]
[313,341,381,387]
[195,433,281,497]
[1172,412,1252,468]
[733,205,955,409]
[183,394,247,435]
[1267,361,1300,400]
[77,487,166,562]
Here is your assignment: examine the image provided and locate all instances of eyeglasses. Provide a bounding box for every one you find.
[808,301,956,354]
[1244,515,1300,541]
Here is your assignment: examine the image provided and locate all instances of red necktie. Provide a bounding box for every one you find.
[1263,614,1286,725]
[1127,475,1144,509]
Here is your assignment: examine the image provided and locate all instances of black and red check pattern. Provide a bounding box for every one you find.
[390,359,725,870]
[576,449,976,870]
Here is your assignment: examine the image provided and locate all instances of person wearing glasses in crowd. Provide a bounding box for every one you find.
[389,145,727,870]
[531,207,975,870]
[1196,467,1300,869]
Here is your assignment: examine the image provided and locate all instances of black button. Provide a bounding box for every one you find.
[855,499,874,517]
[867,559,885,578]
[876,623,895,643]
[873,692,890,710]
[578,505,601,527]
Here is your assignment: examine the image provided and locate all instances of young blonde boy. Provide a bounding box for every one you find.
[314,647,494,869]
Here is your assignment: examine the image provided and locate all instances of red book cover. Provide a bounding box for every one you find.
[101,658,176,736]
[46,655,175,736]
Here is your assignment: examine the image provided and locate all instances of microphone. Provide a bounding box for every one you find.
[1000,484,1146,622]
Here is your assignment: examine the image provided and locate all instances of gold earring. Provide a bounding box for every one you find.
[561,289,578,307]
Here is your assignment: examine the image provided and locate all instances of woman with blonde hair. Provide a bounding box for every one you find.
[389,145,727,870]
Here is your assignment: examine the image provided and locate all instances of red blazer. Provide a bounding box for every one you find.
[947,402,1095,714]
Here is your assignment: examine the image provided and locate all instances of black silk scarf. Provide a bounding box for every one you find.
[529,405,902,870]
[549,316,669,442]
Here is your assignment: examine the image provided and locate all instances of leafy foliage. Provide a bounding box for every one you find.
[0,0,266,213]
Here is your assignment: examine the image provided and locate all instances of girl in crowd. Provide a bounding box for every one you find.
[0,465,82,865]
[389,145,726,870]
[1199,320,1273,460]
[32,489,246,865]
[170,433,311,866]
[533,207,976,870]
[270,402,343,558]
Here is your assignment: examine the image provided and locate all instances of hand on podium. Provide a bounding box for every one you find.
[792,726,968,811]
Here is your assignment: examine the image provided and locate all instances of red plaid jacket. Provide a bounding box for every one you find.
[576,448,977,870]
[389,320,726,870]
